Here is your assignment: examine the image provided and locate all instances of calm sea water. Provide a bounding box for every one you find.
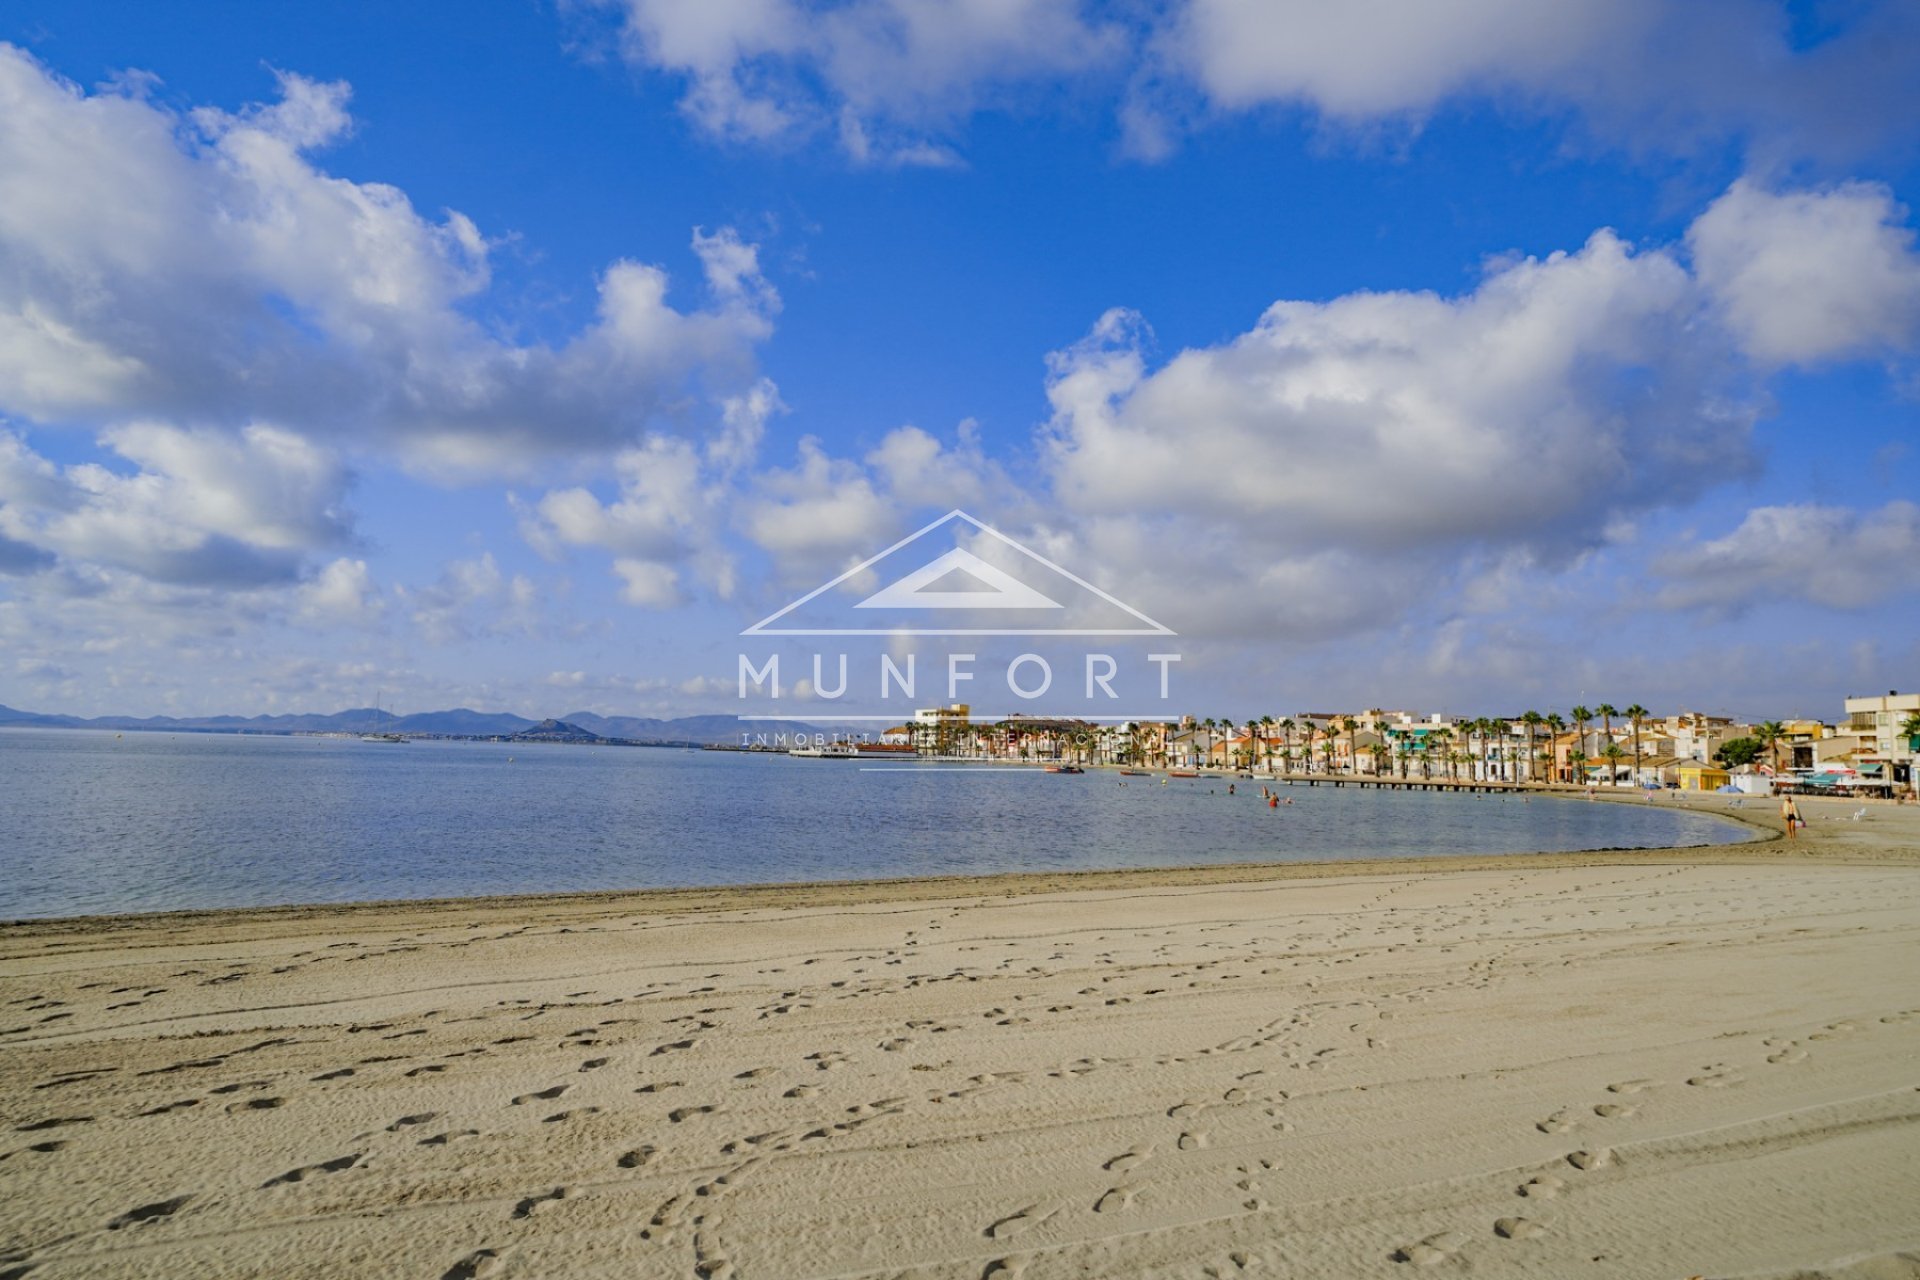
[0,728,1757,919]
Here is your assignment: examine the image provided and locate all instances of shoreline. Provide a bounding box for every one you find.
[0,790,1787,935]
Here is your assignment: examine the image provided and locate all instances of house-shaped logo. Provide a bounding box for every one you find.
[742,510,1174,637]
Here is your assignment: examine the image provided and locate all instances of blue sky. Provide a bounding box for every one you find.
[1,0,1917,724]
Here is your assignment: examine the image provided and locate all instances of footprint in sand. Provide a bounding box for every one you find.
[1178,1131,1210,1151]
[1767,1044,1809,1065]
[440,1247,503,1279]
[1566,1148,1612,1171]
[1606,1079,1655,1095]
[1685,1068,1742,1089]
[1592,1103,1637,1119]
[107,1195,191,1229]
[1094,1185,1141,1213]
[1518,1174,1565,1199]
[17,1117,92,1132]
[263,1153,362,1186]
[1104,1146,1153,1173]
[542,1107,602,1124]
[511,1085,567,1106]
[986,1205,1057,1239]
[420,1129,480,1146]
[387,1112,438,1132]
[1494,1217,1547,1240]
[1391,1230,1465,1266]
[617,1146,657,1168]
[1536,1109,1576,1134]
[511,1186,570,1219]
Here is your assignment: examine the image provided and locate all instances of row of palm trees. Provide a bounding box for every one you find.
[1175,705,1659,785]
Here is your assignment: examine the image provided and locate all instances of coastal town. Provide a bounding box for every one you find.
[782,691,1920,800]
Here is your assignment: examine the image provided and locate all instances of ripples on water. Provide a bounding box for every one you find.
[0,728,1757,918]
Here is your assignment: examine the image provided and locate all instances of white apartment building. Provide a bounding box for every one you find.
[1841,690,1919,794]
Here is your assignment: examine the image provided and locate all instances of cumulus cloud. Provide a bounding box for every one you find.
[1652,501,1920,611]
[580,1,1920,166]
[401,552,544,644]
[0,45,777,472]
[587,0,1126,163]
[1042,230,1753,562]
[1688,178,1920,366]
[514,377,784,604]
[0,423,352,587]
[297,557,384,625]
[1162,0,1920,164]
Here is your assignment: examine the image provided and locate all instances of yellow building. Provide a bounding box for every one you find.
[1674,762,1731,792]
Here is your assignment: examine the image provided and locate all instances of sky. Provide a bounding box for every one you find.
[1,0,1918,725]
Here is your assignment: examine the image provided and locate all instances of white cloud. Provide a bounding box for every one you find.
[612,557,683,607]
[581,1,1920,166]
[0,423,352,587]
[0,46,777,472]
[1165,0,1920,163]
[513,377,784,602]
[1688,178,1920,367]
[591,0,1126,163]
[401,552,544,644]
[298,557,384,625]
[1042,229,1751,562]
[739,436,897,570]
[1652,501,1920,611]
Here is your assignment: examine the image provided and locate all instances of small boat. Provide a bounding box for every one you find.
[360,694,407,743]
[1045,764,1085,774]
[1168,770,1199,778]
[789,743,859,758]
[1119,769,1152,776]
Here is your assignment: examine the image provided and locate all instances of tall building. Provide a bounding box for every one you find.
[1841,691,1920,795]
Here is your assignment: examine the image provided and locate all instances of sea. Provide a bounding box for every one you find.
[0,728,1759,919]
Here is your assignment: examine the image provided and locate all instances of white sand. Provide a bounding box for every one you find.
[3,796,1918,1279]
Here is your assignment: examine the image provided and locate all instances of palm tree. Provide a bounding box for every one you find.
[1600,741,1626,786]
[1430,727,1453,780]
[1278,718,1295,774]
[1521,711,1544,785]
[1545,714,1566,783]
[1595,704,1618,784]
[1340,717,1359,776]
[1302,721,1318,775]
[1625,704,1649,788]
[1755,720,1785,778]
[1369,742,1391,777]
[1259,715,1275,771]
[1568,747,1587,786]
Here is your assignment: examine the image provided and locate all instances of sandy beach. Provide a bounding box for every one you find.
[4,794,1918,1280]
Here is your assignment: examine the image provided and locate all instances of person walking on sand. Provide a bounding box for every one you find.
[1781,794,1801,839]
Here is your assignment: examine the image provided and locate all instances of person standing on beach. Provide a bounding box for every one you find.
[1781,794,1801,839]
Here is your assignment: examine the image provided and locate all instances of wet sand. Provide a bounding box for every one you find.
[3,793,1918,1279]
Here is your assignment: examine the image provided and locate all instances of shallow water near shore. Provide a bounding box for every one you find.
[0,727,1758,918]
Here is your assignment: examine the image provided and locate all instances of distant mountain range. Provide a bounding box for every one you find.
[0,703,836,747]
